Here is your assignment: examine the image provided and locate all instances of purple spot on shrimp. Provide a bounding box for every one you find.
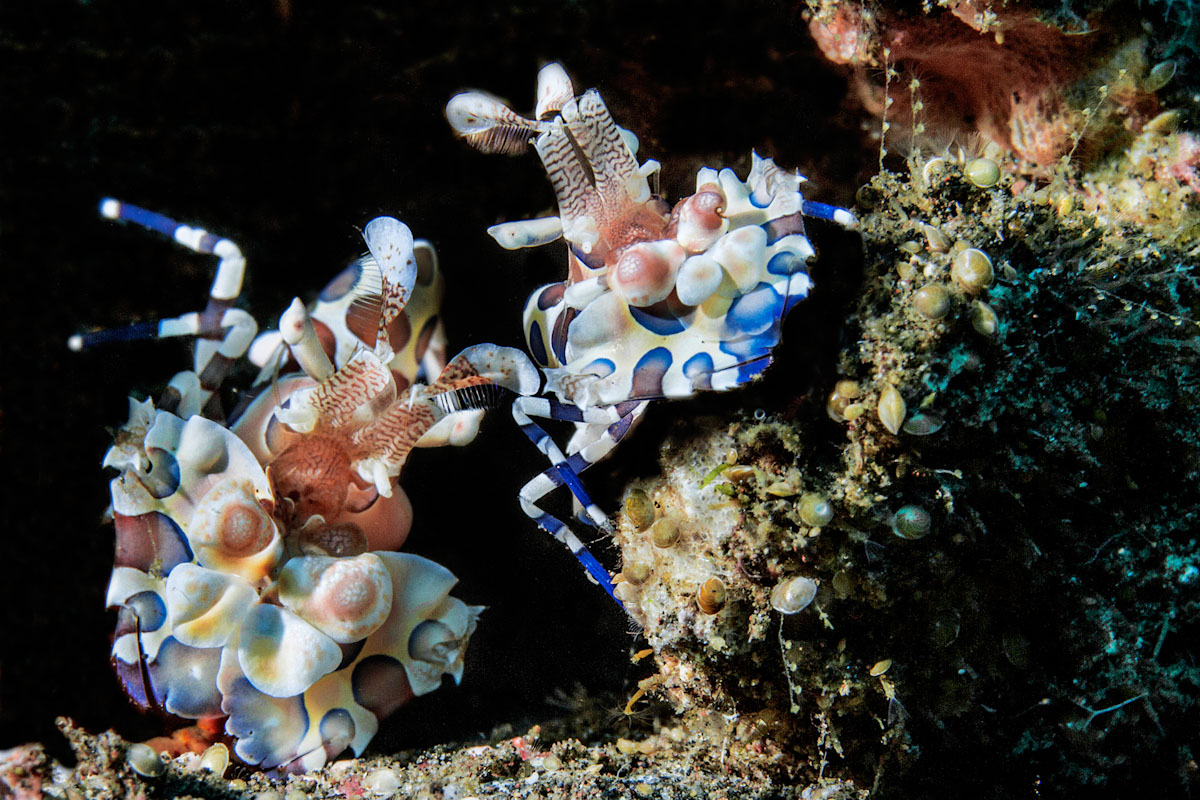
[737,355,773,383]
[413,315,437,368]
[767,247,810,276]
[142,447,181,498]
[537,283,565,310]
[114,656,152,711]
[683,352,715,391]
[527,320,549,367]
[414,245,436,285]
[764,212,806,245]
[629,304,687,336]
[335,639,366,671]
[147,637,223,719]
[613,401,641,416]
[352,655,415,720]
[749,179,775,208]
[316,708,355,762]
[114,512,192,573]
[630,347,672,399]
[720,330,782,364]
[551,308,576,364]
[724,283,782,339]
[197,232,222,253]
[582,358,615,378]
[608,407,639,439]
[571,244,604,269]
[114,590,168,637]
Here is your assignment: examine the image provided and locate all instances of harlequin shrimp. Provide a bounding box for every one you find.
[82,200,536,771]
[446,64,857,604]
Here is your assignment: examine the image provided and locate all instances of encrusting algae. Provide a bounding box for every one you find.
[600,137,1200,794]
[594,9,1200,786]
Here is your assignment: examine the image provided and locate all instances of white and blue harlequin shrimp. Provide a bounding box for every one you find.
[83,201,536,772]
[446,64,857,605]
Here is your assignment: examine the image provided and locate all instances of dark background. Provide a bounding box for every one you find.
[0,0,867,760]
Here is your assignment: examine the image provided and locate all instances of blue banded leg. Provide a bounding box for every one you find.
[151,305,257,419]
[519,401,648,527]
[799,198,858,228]
[521,507,621,604]
[512,399,649,604]
[98,198,247,305]
[512,396,636,529]
[69,308,256,364]
[77,199,258,417]
[101,199,254,405]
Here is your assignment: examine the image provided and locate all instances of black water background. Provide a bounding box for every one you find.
[0,0,864,760]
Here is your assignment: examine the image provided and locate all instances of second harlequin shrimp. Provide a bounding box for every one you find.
[446,63,857,606]
[82,200,536,771]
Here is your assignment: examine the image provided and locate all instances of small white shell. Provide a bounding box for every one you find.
[951,248,994,294]
[199,743,230,777]
[770,576,818,614]
[363,767,402,797]
[878,385,906,435]
[126,743,165,777]
[798,493,834,527]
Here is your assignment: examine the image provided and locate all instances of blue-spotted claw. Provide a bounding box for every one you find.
[95,202,524,770]
[448,64,858,605]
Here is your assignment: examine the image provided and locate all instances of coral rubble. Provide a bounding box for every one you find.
[608,144,1200,793]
